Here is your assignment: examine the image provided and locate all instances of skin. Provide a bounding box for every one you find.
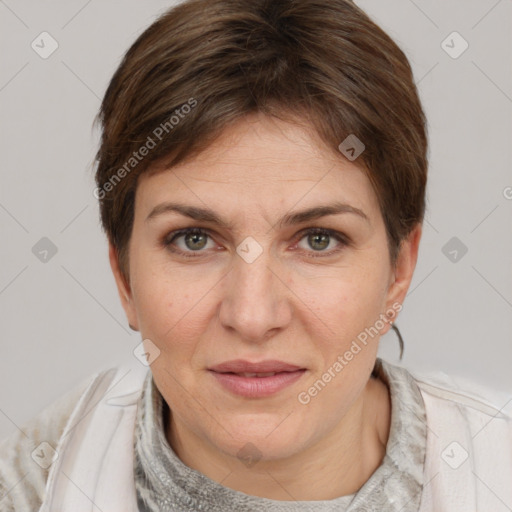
[110,112,422,501]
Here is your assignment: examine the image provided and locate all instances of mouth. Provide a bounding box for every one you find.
[208,359,305,374]
[208,363,307,398]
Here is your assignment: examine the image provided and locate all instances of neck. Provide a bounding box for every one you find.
[167,375,391,501]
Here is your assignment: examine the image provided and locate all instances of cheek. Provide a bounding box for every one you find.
[130,253,181,334]
[130,253,217,350]
[295,274,387,403]
[292,262,390,337]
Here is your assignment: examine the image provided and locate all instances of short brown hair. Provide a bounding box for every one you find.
[94,0,428,281]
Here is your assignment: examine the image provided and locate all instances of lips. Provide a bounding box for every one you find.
[208,359,304,374]
[208,360,307,398]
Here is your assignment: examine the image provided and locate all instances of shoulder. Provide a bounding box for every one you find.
[402,368,512,509]
[412,367,512,425]
[411,367,512,476]
[0,364,145,512]
[380,358,512,452]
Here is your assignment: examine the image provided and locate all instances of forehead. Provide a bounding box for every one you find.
[137,113,380,219]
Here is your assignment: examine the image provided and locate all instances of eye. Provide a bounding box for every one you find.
[163,227,216,257]
[163,227,349,259]
[295,228,348,257]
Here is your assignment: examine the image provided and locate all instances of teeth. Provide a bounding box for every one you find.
[238,372,277,378]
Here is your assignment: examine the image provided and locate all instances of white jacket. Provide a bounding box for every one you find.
[1,363,511,511]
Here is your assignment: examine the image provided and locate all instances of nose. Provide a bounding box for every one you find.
[218,246,292,343]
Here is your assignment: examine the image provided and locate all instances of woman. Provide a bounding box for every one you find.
[1,0,511,510]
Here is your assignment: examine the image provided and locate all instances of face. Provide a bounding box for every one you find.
[111,112,420,464]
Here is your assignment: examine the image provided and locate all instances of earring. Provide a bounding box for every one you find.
[391,324,404,360]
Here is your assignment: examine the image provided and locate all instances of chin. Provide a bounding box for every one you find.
[212,421,309,462]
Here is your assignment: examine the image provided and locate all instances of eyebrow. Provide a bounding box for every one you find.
[145,201,369,228]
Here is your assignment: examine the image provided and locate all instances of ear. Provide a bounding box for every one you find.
[382,223,422,329]
[108,242,139,331]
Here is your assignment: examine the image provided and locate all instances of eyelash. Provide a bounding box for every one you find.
[162,227,349,259]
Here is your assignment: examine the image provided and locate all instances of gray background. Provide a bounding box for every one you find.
[0,0,511,441]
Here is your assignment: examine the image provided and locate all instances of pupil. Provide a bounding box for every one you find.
[186,232,207,250]
[309,233,329,251]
